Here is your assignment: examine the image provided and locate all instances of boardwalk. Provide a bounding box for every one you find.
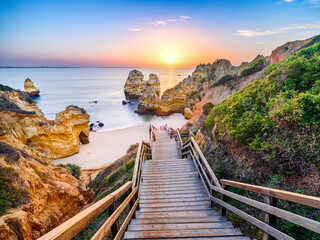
[124,129,248,239]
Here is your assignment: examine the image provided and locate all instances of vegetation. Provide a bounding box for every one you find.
[127,143,139,153]
[0,94,35,115]
[202,102,214,115]
[0,84,34,104]
[58,163,81,179]
[240,57,266,77]
[210,74,235,88]
[0,142,20,163]
[0,165,29,216]
[201,41,320,239]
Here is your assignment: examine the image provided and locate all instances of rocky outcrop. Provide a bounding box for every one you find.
[0,85,90,159]
[268,35,317,64]
[136,83,161,114]
[24,78,40,97]
[124,70,161,100]
[124,70,146,99]
[0,85,92,239]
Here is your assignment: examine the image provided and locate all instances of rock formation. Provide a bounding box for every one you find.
[124,70,161,100]
[124,70,146,99]
[268,35,317,64]
[0,84,92,239]
[136,58,253,116]
[0,85,90,159]
[24,78,40,97]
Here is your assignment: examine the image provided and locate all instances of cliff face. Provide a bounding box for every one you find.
[0,85,91,239]
[268,35,316,64]
[24,78,40,97]
[0,86,90,159]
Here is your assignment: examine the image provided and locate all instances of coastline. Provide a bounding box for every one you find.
[53,113,186,170]
[53,123,150,170]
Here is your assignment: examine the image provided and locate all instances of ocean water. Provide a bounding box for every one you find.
[0,67,193,130]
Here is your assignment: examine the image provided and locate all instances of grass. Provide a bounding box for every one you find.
[58,163,81,179]
[0,165,30,216]
[66,105,87,114]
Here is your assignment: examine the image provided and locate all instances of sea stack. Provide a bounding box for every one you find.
[24,77,40,96]
[124,70,146,99]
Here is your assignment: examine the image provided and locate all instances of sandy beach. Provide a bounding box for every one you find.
[53,116,185,169]
[53,123,149,169]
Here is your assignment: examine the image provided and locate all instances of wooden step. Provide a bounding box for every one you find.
[127,222,234,231]
[139,196,209,204]
[144,237,250,240]
[140,205,211,212]
[140,184,203,193]
[136,210,219,219]
[140,200,210,208]
[124,228,243,239]
[140,193,207,200]
[130,216,227,225]
[143,172,198,179]
[142,177,200,184]
[141,189,205,196]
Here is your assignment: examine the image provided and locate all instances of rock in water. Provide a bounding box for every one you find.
[24,77,40,96]
[124,69,146,100]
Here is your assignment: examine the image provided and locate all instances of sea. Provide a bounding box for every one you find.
[0,68,193,169]
[0,67,193,130]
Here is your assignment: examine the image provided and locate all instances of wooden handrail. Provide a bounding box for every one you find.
[221,180,320,209]
[38,182,132,240]
[190,138,221,188]
[178,131,320,239]
[91,187,138,240]
[211,184,320,234]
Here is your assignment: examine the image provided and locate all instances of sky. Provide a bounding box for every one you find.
[0,0,319,68]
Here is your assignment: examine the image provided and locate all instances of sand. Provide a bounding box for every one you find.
[53,123,150,170]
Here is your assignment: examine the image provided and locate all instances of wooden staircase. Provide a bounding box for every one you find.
[39,125,320,240]
[124,129,249,239]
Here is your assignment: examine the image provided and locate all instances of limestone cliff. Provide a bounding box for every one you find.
[136,58,254,116]
[24,78,40,97]
[0,85,90,159]
[0,85,92,239]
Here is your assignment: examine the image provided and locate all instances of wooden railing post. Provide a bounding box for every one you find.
[210,179,214,207]
[219,184,227,216]
[263,196,278,240]
[107,202,120,237]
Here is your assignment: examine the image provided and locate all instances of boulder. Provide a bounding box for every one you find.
[146,74,160,95]
[24,78,40,97]
[184,108,193,119]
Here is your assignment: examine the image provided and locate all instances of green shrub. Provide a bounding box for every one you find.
[127,143,139,153]
[240,58,266,77]
[205,42,320,175]
[58,163,81,179]
[0,166,29,216]
[202,102,214,115]
[210,74,235,88]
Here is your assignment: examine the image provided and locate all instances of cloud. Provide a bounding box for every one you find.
[309,0,320,5]
[234,21,320,37]
[127,28,143,32]
[283,0,294,2]
[180,15,191,20]
[151,20,167,26]
[150,16,191,26]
